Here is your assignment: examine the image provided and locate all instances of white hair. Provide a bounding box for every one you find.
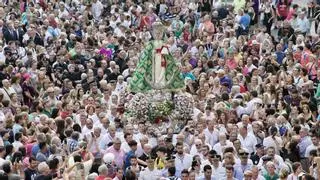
[38,162,49,173]
[86,173,98,180]
[81,73,87,80]
[98,164,108,174]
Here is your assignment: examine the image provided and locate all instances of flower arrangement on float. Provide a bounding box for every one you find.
[125,90,194,123]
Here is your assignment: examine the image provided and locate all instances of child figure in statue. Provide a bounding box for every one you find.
[129,20,184,92]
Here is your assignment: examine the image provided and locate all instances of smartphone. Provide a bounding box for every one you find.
[91,132,95,138]
[60,168,64,174]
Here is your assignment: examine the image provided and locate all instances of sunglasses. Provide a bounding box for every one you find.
[239,153,249,156]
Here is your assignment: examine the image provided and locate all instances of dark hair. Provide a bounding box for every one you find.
[157,147,167,154]
[292,162,301,173]
[181,169,189,175]
[74,154,82,162]
[29,156,37,163]
[176,142,184,147]
[2,162,11,173]
[15,132,22,141]
[301,92,311,99]
[5,144,14,157]
[221,93,229,101]
[56,119,66,136]
[203,164,212,172]
[11,151,23,164]
[0,146,5,153]
[39,142,47,150]
[89,157,102,174]
[14,114,23,124]
[125,169,136,180]
[18,147,26,157]
[48,158,59,170]
[225,165,234,171]
[73,124,82,133]
[124,133,131,139]
[250,90,258,98]
[64,129,74,137]
[168,167,176,176]
[128,140,137,147]
[130,155,137,159]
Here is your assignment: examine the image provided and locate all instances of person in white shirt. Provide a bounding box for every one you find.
[287,162,303,180]
[0,44,5,65]
[237,125,257,155]
[201,152,226,180]
[107,105,118,125]
[204,120,219,148]
[0,79,16,102]
[99,125,117,154]
[305,135,318,158]
[175,142,193,177]
[115,75,127,93]
[296,11,310,34]
[91,0,104,22]
[213,133,235,156]
[263,126,283,155]
[245,91,263,115]
[85,127,102,154]
[121,133,134,154]
[12,132,24,151]
[0,146,6,170]
[190,139,203,156]
[82,118,94,136]
[236,115,253,135]
[94,116,110,135]
[139,158,162,180]
[196,164,217,180]
[250,166,266,180]
[257,147,285,171]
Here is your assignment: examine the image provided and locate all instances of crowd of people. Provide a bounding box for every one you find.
[0,0,320,180]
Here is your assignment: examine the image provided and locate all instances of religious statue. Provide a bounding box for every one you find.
[129,20,185,92]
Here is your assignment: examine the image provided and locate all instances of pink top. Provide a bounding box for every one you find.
[286,9,296,20]
[226,59,237,71]
[106,146,125,168]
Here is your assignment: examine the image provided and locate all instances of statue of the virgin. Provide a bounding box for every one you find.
[129,20,184,92]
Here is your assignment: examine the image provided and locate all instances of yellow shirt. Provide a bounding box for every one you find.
[154,157,165,170]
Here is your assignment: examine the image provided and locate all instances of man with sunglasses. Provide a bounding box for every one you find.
[234,148,253,174]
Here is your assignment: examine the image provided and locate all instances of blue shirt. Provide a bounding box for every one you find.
[220,76,233,89]
[298,136,312,158]
[32,144,40,157]
[239,14,251,29]
[32,144,50,157]
[234,166,244,180]
[124,150,135,170]
[275,51,285,64]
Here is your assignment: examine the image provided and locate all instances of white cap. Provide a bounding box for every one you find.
[103,153,115,164]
